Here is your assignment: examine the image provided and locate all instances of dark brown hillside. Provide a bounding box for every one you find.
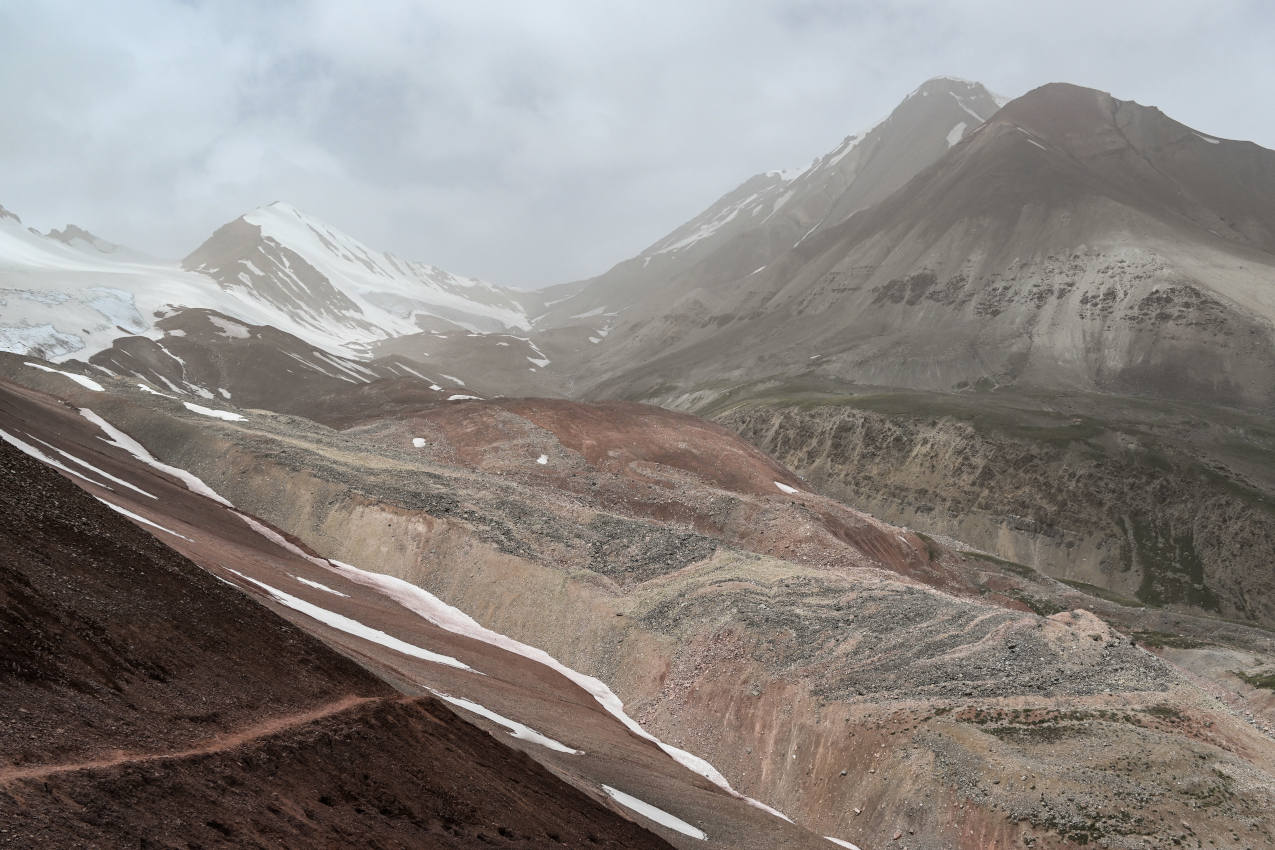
[0,440,674,849]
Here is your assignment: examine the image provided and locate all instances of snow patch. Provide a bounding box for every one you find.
[94,497,191,541]
[601,786,706,840]
[946,121,967,147]
[293,575,349,597]
[775,481,801,495]
[950,91,988,123]
[183,402,246,422]
[208,315,251,338]
[35,439,157,498]
[433,692,580,754]
[222,568,475,672]
[535,454,548,465]
[448,394,481,401]
[825,837,863,849]
[0,427,113,489]
[79,409,232,505]
[25,361,103,391]
[323,559,793,823]
[1193,131,1221,144]
[136,383,173,398]
[412,437,427,448]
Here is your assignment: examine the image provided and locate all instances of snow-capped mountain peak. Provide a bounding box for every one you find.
[186,202,530,341]
[0,199,531,364]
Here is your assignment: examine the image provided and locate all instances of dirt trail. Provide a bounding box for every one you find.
[0,694,375,785]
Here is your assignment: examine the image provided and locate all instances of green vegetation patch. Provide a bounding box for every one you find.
[1131,630,1210,649]
[1235,670,1275,691]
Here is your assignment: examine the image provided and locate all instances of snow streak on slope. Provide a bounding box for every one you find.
[602,785,707,840]
[323,559,795,822]
[79,408,232,505]
[223,568,474,671]
[0,427,113,490]
[94,497,192,541]
[431,692,580,754]
[24,362,103,391]
[64,408,799,830]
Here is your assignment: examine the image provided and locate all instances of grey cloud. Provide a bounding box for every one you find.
[2,0,1272,287]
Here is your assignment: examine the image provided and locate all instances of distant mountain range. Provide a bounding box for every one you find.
[6,75,1275,850]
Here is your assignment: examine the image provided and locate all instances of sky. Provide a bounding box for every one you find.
[3,1,1273,289]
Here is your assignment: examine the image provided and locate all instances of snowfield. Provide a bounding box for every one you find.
[0,203,530,364]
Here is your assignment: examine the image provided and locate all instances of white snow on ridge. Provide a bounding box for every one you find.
[34,438,157,498]
[136,383,174,398]
[183,402,246,422]
[1193,131,1221,144]
[448,394,481,401]
[0,427,113,490]
[323,559,794,823]
[242,203,529,333]
[652,191,761,255]
[950,91,989,123]
[208,315,251,338]
[223,568,475,672]
[433,692,580,754]
[0,202,528,365]
[79,408,232,506]
[235,512,330,570]
[25,361,103,391]
[293,575,350,597]
[601,786,706,840]
[94,497,192,541]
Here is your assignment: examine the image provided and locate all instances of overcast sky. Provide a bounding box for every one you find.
[3,1,1273,288]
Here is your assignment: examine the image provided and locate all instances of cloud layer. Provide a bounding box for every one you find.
[3,0,1272,287]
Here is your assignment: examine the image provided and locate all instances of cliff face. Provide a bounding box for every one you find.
[717,392,1275,627]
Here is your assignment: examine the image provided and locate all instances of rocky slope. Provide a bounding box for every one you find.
[0,365,835,849]
[570,83,1275,414]
[715,387,1275,628]
[531,77,1005,333]
[0,414,676,850]
[10,356,1272,849]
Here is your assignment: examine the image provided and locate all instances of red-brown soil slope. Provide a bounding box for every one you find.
[0,439,675,849]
